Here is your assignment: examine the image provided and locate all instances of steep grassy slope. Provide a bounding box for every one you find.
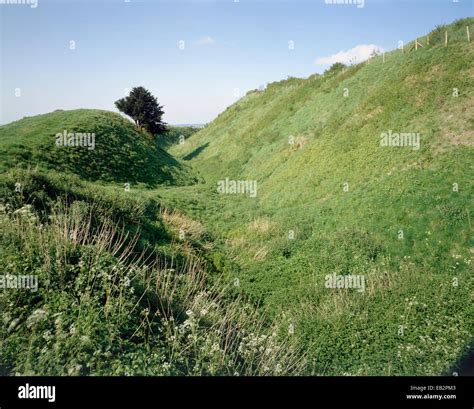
[0,109,195,186]
[164,18,474,375]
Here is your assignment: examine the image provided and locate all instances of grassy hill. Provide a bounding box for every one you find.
[163,18,474,375]
[0,109,195,186]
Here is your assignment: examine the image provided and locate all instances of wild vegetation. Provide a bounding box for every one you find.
[0,168,303,375]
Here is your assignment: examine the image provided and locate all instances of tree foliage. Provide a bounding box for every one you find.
[115,87,167,136]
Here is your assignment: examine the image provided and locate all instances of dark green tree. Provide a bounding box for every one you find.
[115,87,167,136]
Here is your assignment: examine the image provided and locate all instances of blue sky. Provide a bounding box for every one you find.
[0,0,472,125]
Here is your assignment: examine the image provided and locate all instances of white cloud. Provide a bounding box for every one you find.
[314,44,383,65]
[195,36,215,46]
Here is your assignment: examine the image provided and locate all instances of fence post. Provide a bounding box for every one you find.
[467,26,471,43]
[445,30,448,47]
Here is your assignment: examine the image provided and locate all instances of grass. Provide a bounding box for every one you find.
[0,18,472,376]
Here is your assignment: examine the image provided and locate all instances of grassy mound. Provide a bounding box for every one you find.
[0,109,195,187]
